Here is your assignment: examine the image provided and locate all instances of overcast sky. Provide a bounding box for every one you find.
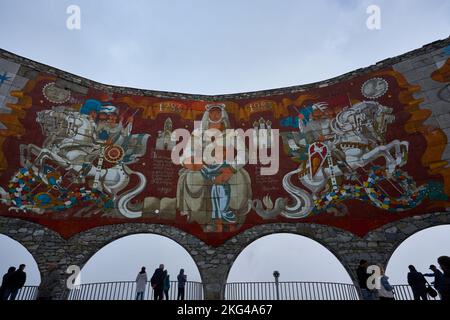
[0,0,450,291]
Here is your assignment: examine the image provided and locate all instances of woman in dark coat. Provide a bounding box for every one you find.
[0,267,16,300]
[163,271,170,300]
[437,256,450,301]
[177,269,187,300]
[407,265,428,300]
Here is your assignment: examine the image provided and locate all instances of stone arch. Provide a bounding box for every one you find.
[353,212,450,271]
[205,212,450,299]
[225,232,355,283]
[222,225,357,284]
[0,217,74,299]
[385,223,450,282]
[2,211,449,299]
[67,224,205,265]
[65,223,211,298]
[68,224,204,278]
[0,233,41,285]
[0,217,66,276]
[327,211,450,299]
[194,223,360,299]
[386,219,450,267]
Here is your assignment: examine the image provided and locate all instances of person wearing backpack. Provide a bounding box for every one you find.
[407,265,428,300]
[377,265,395,300]
[424,264,445,299]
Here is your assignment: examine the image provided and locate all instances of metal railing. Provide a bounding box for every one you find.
[67,281,203,300]
[392,284,415,300]
[10,283,439,300]
[225,281,359,300]
[225,283,440,300]
[392,284,439,300]
[15,285,39,300]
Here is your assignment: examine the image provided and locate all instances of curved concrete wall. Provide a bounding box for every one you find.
[0,37,449,299]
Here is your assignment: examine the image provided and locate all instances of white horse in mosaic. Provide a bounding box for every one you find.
[253,101,411,219]
[13,106,149,218]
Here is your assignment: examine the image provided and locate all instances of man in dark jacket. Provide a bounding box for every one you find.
[0,267,16,300]
[177,269,187,300]
[151,264,165,301]
[356,260,376,300]
[437,256,450,301]
[407,265,427,300]
[424,265,445,299]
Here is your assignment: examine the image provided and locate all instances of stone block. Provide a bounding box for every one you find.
[385,226,398,234]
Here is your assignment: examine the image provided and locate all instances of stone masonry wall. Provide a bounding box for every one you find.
[1,211,449,299]
[0,36,449,299]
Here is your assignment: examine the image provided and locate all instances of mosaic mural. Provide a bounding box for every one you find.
[0,43,449,245]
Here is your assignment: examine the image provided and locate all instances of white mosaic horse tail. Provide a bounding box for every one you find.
[117,166,146,218]
[252,168,314,219]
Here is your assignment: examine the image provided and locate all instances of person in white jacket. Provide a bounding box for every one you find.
[135,267,148,300]
[377,265,395,300]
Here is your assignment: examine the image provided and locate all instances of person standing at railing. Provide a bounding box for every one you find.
[407,265,428,301]
[6,264,26,300]
[163,271,170,300]
[135,267,148,300]
[437,256,450,301]
[377,265,395,300]
[151,264,165,301]
[424,265,445,299]
[356,260,376,300]
[177,269,187,300]
[0,267,16,300]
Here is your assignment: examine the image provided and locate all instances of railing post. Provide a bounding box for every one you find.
[273,271,280,300]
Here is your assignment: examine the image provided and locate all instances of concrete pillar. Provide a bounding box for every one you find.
[198,265,228,300]
[33,238,87,300]
[36,264,71,300]
[189,246,237,300]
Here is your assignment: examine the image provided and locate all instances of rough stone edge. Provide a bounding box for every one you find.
[0,36,449,100]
